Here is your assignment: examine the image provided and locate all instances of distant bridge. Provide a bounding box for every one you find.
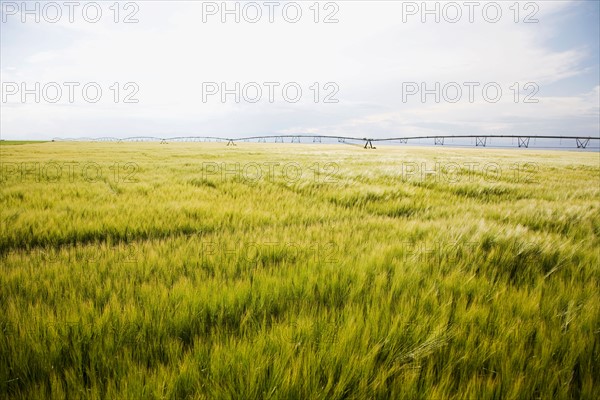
[53,135,599,149]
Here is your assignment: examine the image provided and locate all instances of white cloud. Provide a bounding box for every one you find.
[0,0,598,140]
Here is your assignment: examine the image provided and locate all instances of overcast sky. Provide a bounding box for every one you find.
[1,0,599,140]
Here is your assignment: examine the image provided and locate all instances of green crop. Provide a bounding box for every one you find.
[1,142,598,399]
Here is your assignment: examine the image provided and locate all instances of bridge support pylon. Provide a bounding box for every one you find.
[364,139,376,149]
[576,138,590,149]
[518,137,530,148]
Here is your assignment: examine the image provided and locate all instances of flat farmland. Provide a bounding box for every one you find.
[1,142,598,399]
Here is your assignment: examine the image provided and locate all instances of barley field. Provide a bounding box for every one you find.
[0,141,598,399]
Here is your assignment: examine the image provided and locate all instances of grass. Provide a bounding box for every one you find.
[0,142,599,399]
[0,141,49,146]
